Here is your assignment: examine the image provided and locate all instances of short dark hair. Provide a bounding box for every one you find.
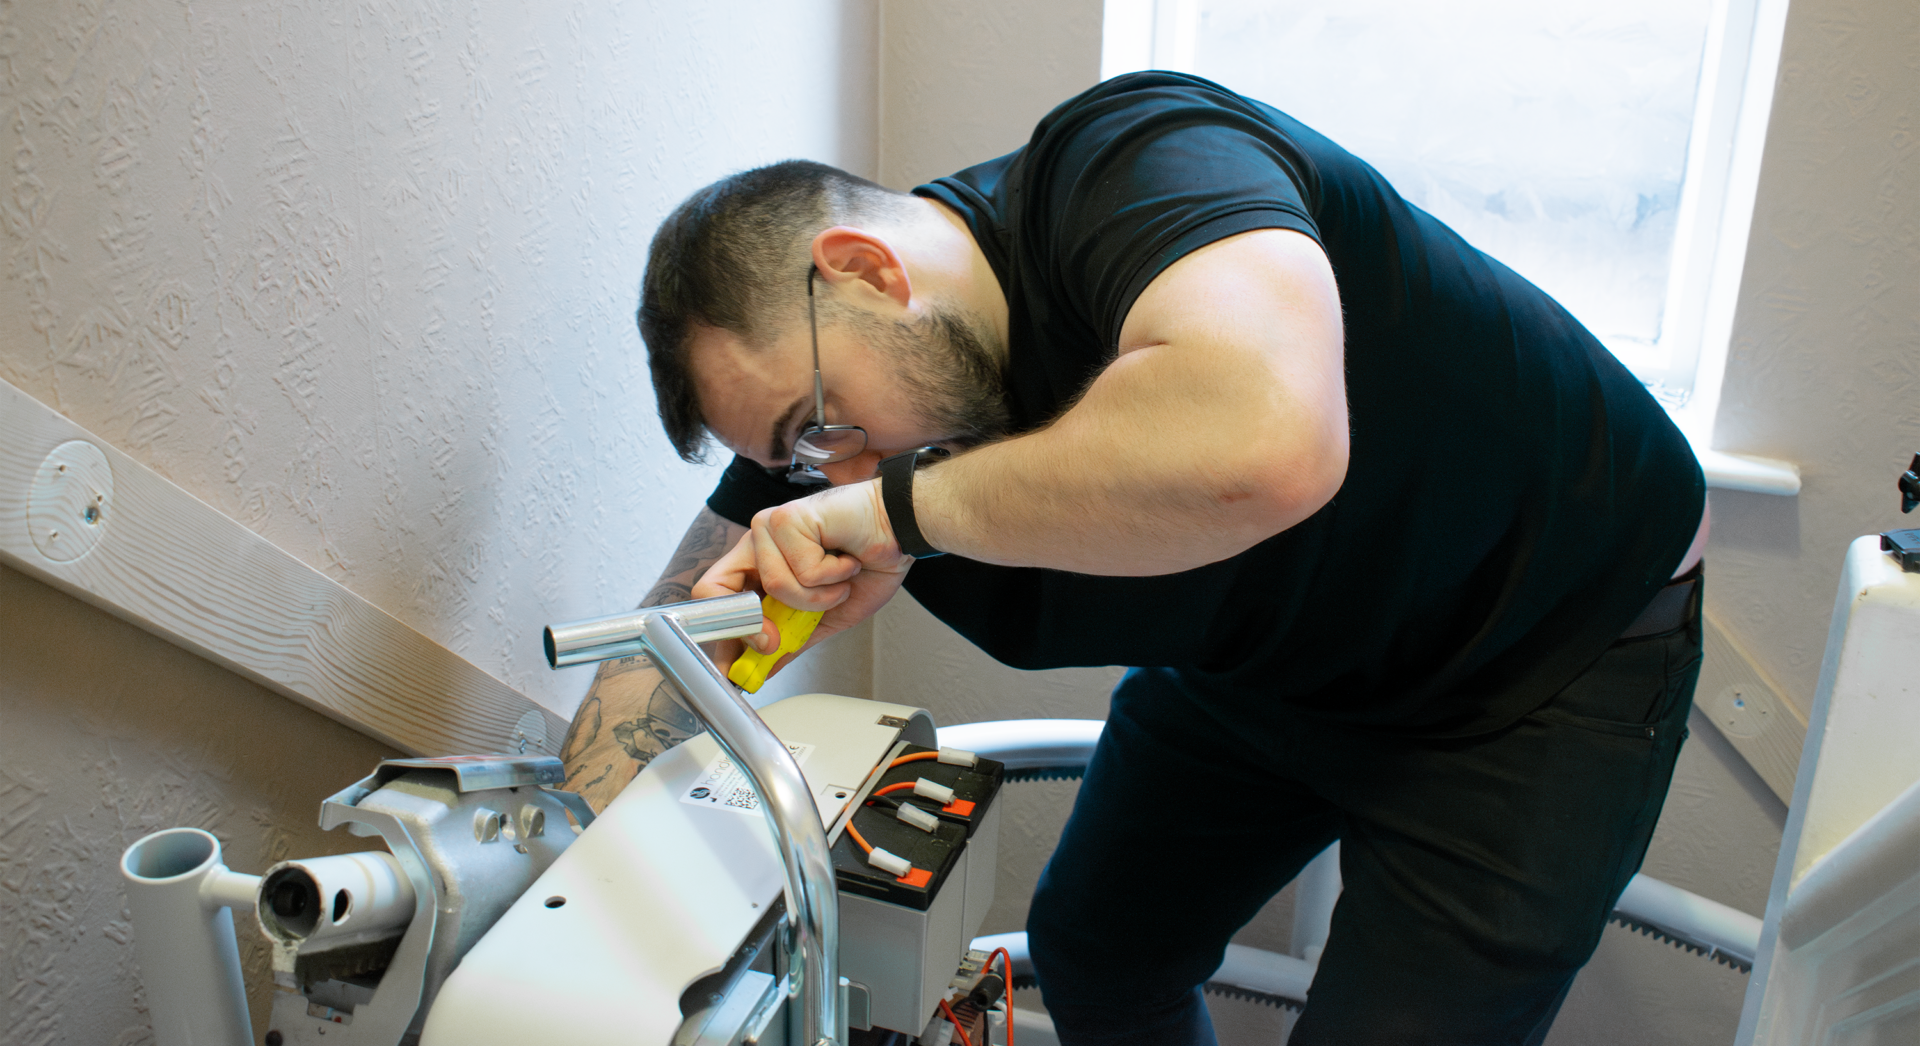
[639,160,910,462]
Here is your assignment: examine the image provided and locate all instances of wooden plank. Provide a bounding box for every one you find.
[0,377,565,759]
[1695,604,1808,804]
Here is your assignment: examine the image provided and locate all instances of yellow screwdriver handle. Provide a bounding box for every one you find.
[727,595,824,693]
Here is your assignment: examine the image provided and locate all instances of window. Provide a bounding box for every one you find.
[1104,0,1800,492]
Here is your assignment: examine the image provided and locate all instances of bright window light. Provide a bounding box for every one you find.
[1189,0,1707,387]
[1105,0,1803,493]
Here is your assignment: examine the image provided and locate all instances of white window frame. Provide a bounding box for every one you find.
[1103,0,1800,495]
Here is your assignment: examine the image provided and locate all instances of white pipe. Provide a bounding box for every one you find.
[1213,943,1317,1005]
[257,851,415,946]
[1290,842,1341,966]
[120,827,260,1046]
[1615,872,1762,967]
[936,719,1105,772]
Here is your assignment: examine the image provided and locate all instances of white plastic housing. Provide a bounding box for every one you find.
[1738,537,1920,1044]
[421,693,936,1046]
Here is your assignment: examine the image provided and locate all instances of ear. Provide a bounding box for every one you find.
[811,226,913,310]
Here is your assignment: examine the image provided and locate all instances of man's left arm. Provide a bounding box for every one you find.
[912,226,1347,574]
[734,227,1347,616]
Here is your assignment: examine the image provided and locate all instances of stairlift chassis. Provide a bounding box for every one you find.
[122,595,1014,1046]
[120,594,1765,1046]
[425,691,1003,1045]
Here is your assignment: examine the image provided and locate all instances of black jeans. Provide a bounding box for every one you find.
[1028,589,1703,1046]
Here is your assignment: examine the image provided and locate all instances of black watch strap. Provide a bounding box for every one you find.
[878,448,946,559]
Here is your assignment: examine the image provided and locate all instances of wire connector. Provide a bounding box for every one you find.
[896,803,940,833]
[913,778,956,805]
[867,846,912,877]
[937,746,979,767]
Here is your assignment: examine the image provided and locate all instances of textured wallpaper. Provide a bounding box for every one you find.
[1,564,403,1045]
[1707,0,1920,708]
[1,0,877,717]
[0,0,877,1040]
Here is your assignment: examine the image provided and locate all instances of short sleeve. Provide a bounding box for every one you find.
[1018,73,1325,342]
[706,454,805,526]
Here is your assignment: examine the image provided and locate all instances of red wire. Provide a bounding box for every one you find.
[988,947,1014,1046]
[890,751,941,768]
[846,822,874,854]
[872,781,919,798]
[939,998,975,1046]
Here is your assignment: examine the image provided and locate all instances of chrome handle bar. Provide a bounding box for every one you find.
[545,593,839,1046]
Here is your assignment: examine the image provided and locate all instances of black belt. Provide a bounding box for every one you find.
[1619,567,1701,639]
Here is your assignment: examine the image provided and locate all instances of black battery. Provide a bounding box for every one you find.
[832,744,1004,911]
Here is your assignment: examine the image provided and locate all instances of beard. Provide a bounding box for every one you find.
[866,302,1014,449]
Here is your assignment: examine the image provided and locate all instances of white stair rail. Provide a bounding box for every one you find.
[945,716,1765,1010]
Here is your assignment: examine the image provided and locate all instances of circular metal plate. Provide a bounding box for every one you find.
[513,708,551,755]
[28,440,114,564]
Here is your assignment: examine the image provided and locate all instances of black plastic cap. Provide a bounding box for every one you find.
[1881,528,1920,573]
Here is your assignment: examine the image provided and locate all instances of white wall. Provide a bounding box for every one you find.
[1707,0,1920,712]
[0,1,878,1039]
[878,0,1106,189]
[1,562,403,1044]
[0,0,877,719]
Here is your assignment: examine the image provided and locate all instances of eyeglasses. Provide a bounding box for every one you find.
[786,267,868,485]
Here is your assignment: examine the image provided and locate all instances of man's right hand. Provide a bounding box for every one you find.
[694,477,914,673]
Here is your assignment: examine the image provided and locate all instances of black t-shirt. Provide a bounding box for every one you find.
[707,72,1704,736]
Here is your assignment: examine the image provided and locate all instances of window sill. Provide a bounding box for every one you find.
[1682,428,1801,496]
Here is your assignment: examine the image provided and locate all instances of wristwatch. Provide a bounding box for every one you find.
[877,447,949,559]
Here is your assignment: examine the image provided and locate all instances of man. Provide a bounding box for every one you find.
[561,71,1708,1045]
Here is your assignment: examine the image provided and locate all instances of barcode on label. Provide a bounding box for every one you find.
[679,743,814,817]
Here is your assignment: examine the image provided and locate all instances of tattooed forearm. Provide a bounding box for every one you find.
[559,695,602,766]
[641,581,694,608]
[560,507,750,812]
[659,508,743,584]
[596,654,656,679]
[572,763,613,794]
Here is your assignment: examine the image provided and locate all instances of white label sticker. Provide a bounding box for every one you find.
[679,743,814,816]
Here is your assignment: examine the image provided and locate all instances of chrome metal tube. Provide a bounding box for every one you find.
[638,611,839,1046]
[543,592,764,668]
